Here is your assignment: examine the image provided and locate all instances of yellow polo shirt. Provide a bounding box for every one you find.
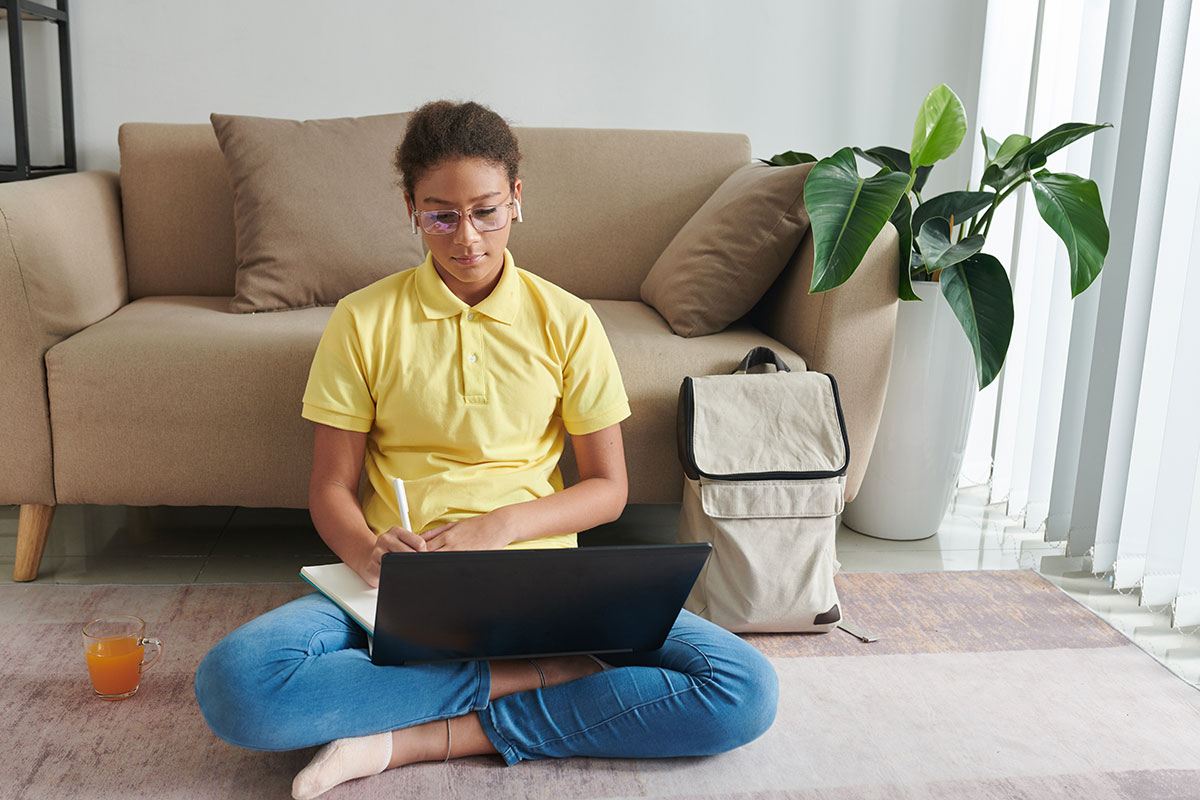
[301,249,630,549]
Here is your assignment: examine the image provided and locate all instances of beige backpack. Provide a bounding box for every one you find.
[676,347,848,633]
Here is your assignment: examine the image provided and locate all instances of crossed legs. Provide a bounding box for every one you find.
[195,593,777,798]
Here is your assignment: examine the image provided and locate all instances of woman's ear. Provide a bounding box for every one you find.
[404,193,418,235]
[512,179,523,222]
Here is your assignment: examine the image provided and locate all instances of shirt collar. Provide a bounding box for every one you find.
[414,249,519,325]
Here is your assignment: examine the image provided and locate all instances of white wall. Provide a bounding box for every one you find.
[5,0,988,193]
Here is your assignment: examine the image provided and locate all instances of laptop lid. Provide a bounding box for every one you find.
[371,543,711,666]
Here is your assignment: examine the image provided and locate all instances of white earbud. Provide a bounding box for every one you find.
[410,213,418,235]
[514,198,523,223]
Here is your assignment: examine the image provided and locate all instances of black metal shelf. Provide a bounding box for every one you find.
[1,0,75,182]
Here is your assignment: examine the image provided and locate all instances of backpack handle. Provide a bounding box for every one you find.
[733,347,792,375]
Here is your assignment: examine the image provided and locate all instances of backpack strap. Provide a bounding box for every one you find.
[733,346,792,375]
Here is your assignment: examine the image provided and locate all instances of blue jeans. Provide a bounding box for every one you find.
[194,592,778,765]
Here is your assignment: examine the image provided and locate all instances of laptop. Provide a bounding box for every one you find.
[371,543,711,666]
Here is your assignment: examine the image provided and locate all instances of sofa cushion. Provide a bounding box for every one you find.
[46,297,333,506]
[210,112,426,313]
[640,161,815,337]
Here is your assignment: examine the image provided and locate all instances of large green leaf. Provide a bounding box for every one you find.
[911,191,995,239]
[890,193,920,301]
[915,217,985,271]
[993,134,1031,168]
[983,122,1110,189]
[1029,122,1112,160]
[855,145,933,193]
[762,151,818,166]
[940,254,1014,389]
[1031,170,1109,296]
[804,147,912,293]
[910,84,967,168]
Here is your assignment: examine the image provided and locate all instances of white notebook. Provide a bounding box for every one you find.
[300,563,378,635]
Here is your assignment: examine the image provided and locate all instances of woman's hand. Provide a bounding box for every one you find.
[359,526,428,588]
[421,509,516,552]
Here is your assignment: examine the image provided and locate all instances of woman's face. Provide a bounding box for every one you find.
[405,157,521,306]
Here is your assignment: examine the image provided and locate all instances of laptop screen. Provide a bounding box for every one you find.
[372,543,710,665]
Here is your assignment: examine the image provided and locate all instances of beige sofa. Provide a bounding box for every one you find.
[1,122,898,582]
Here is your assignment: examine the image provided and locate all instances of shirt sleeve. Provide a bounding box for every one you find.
[560,304,631,436]
[301,301,376,433]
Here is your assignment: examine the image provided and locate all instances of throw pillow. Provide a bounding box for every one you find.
[211,112,425,313]
[640,161,815,337]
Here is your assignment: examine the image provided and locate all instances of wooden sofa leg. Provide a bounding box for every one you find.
[14,503,55,582]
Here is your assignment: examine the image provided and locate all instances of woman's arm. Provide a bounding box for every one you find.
[308,422,429,587]
[422,422,628,551]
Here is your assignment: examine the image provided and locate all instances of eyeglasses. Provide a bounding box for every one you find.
[412,199,518,235]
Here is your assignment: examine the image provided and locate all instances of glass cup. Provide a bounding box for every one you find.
[82,615,163,700]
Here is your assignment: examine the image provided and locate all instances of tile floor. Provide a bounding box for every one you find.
[4,485,1198,686]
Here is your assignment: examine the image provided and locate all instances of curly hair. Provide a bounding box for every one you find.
[395,101,521,199]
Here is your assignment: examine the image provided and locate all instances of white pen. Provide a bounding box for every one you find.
[391,476,412,532]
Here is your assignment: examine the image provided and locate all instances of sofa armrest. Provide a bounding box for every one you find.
[748,224,899,501]
[0,170,128,504]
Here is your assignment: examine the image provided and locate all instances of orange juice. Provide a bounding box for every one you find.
[85,636,143,697]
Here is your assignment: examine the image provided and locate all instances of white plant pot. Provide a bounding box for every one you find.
[840,280,977,540]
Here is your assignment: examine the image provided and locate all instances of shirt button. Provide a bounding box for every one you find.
[467,312,476,321]
[469,354,477,363]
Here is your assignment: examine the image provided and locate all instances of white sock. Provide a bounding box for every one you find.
[292,731,392,800]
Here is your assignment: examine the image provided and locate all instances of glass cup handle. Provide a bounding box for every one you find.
[138,636,163,675]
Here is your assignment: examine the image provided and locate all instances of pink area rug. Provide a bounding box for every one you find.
[3,571,1200,799]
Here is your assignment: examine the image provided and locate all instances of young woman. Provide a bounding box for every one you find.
[194,101,778,800]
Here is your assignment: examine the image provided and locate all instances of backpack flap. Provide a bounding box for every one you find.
[677,370,850,481]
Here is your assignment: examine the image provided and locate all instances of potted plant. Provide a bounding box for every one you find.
[768,84,1111,539]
